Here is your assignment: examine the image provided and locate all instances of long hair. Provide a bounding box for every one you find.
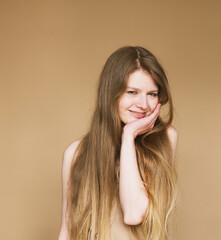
[67,46,177,240]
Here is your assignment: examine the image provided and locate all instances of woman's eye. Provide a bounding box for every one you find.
[148,93,158,97]
[127,91,137,95]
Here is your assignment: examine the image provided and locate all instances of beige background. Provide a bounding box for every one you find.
[1,0,221,239]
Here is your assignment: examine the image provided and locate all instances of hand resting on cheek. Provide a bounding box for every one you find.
[123,103,161,139]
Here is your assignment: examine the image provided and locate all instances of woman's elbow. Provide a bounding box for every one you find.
[123,200,148,225]
[123,213,144,225]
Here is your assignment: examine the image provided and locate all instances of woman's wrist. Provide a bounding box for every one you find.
[122,128,136,142]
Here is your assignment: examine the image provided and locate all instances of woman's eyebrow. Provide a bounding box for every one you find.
[127,86,139,90]
[148,90,159,92]
[127,87,158,92]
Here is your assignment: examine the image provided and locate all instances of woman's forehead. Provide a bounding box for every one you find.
[127,70,158,91]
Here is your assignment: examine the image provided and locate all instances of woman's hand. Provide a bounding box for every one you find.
[123,103,161,139]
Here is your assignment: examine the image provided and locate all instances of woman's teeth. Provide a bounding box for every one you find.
[130,110,146,118]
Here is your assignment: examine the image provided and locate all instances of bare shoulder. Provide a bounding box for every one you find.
[167,126,178,144]
[63,139,81,162]
[62,139,82,176]
[167,126,178,160]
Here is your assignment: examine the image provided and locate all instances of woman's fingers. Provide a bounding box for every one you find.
[146,103,161,125]
[140,103,160,125]
[138,103,161,126]
[123,103,161,137]
[140,103,161,131]
[148,103,161,121]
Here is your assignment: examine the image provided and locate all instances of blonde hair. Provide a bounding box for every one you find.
[67,46,177,240]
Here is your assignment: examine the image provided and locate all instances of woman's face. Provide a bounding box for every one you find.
[118,69,159,124]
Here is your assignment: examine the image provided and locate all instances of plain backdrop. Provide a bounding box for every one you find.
[0,0,221,239]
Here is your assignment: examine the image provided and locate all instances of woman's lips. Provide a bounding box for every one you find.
[129,110,146,118]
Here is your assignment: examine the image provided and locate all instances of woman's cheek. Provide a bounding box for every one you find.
[151,98,159,110]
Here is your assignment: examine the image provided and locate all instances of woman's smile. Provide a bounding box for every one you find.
[129,110,146,118]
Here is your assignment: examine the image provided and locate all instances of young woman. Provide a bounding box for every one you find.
[58,46,178,240]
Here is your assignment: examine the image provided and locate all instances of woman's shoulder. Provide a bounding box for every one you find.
[64,139,82,159]
[166,126,178,160]
[166,126,178,143]
[62,139,82,173]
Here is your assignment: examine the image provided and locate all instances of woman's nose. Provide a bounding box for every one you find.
[136,95,148,109]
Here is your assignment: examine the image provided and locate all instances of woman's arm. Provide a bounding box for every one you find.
[119,104,160,225]
[58,140,81,240]
[119,133,148,225]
